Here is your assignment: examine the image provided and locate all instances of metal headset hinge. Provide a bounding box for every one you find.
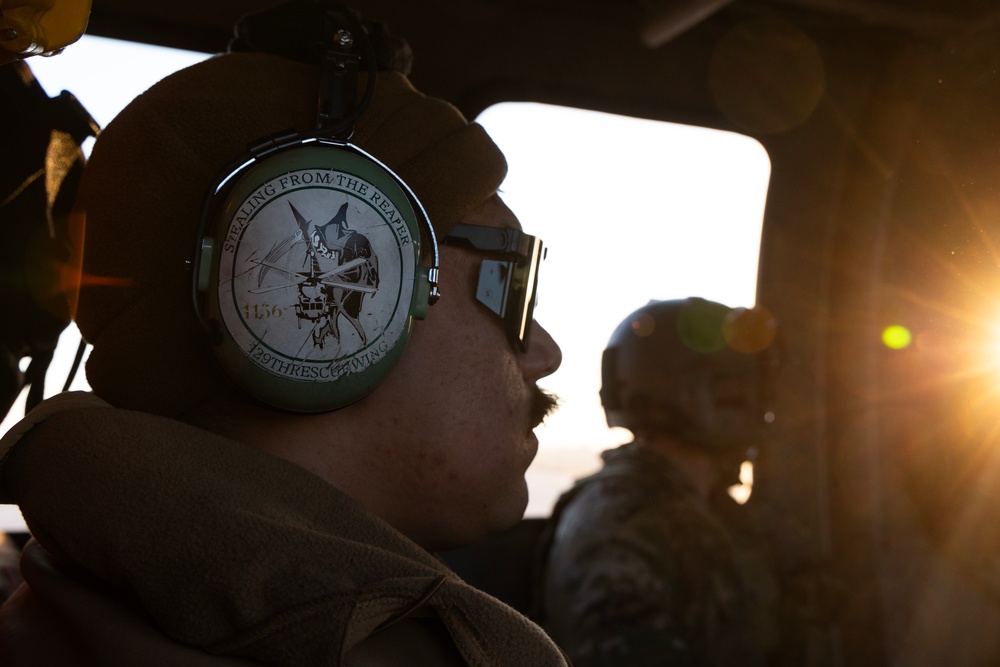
[247,129,303,159]
[316,11,361,137]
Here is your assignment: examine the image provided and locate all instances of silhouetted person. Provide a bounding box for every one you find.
[539,297,784,666]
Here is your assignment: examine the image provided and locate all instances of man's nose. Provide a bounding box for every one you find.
[522,321,562,380]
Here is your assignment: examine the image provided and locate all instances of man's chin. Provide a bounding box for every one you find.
[427,492,529,553]
[487,482,531,537]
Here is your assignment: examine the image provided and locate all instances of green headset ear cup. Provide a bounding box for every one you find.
[412,267,432,320]
[199,142,427,413]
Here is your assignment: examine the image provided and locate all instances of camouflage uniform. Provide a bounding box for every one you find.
[539,442,781,667]
[0,533,23,604]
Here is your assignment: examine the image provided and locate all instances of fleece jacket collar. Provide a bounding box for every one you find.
[0,392,567,666]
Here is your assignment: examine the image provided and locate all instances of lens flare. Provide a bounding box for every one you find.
[882,325,912,350]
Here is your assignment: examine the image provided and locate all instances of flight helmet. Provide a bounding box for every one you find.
[599,297,777,451]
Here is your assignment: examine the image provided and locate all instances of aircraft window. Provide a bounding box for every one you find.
[0,38,770,530]
[23,35,210,156]
[475,103,770,514]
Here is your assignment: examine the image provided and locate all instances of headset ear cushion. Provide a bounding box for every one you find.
[196,143,430,412]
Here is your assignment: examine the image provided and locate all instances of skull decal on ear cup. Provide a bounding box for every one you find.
[196,142,435,412]
[190,4,454,413]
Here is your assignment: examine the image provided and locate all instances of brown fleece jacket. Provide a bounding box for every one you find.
[0,392,568,666]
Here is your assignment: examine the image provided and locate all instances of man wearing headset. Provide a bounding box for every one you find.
[538,298,787,667]
[0,5,566,665]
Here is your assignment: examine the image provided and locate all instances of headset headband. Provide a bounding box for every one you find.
[192,2,441,412]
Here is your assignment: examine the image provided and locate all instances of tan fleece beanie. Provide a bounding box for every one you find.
[73,52,507,416]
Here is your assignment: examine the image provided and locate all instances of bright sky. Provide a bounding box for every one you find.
[0,35,769,529]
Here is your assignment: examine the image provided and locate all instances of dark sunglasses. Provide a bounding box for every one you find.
[442,223,545,352]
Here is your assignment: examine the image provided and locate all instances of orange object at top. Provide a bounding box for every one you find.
[1,0,91,62]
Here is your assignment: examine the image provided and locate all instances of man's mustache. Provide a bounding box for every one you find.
[530,387,560,428]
